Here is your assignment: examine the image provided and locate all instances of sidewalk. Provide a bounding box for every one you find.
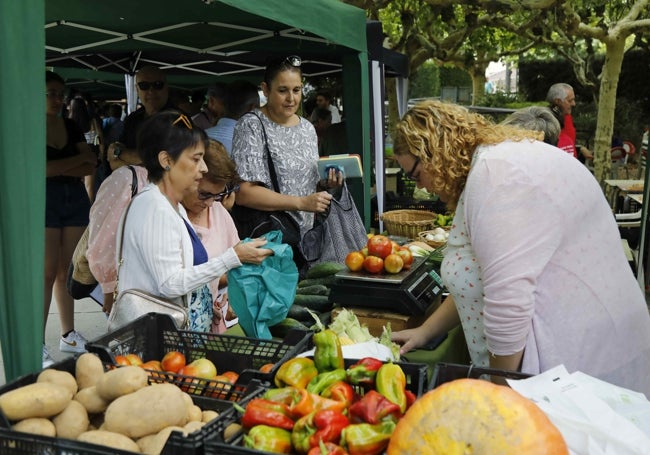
[0,297,108,386]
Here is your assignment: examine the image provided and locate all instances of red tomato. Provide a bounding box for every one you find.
[397,247,414,267]
[367,235,393,259]
[114,355,130,366]
[259,363,275,373]
[391,241,401,253]
[161,351,186,373]
[384,253,404,274]
[221,371,239,384]
[345,251,365,272]
[363,255,384,274]
[125,353,143,366]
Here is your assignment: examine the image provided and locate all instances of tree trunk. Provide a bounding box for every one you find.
[469,63,488,105]
[593,36,626,184]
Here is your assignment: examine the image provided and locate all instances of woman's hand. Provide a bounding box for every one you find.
[326,167,344,188]
[392,326,434,355]
[302,191,333,213]
[233,238,274,264]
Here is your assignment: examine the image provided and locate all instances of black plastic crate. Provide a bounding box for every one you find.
[429,362,531,390]
[0,356,266,455]
[86,313,312,400]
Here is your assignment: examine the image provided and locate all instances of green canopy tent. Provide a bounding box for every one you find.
[1,0,373,381]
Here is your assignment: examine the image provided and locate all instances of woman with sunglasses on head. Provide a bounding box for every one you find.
[182,139,241,333]
[117,111,273,332]
[390,100,650,395]
[44,71,98,366]
[231,55,342,273]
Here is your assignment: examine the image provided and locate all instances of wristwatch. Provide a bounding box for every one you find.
[112,143,123,160]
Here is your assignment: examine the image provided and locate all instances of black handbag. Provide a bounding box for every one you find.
[231,112,302,248]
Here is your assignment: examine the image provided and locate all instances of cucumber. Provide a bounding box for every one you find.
[305,262,346,279]
[287,304,314,322]
[269,318,312,339]
[295,284,330,296]
[297,275,337,288]
[293,294,332,313]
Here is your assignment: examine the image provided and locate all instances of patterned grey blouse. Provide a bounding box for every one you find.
[231,109,320,234]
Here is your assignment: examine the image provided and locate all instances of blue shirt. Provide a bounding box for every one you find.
[205,117,237,155]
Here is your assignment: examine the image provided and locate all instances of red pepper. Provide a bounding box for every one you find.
[348,390,401,424]
[291,410,350,454]
[340,421,395,455]
[346,357,384,387]
[237,398,295,431]
[310,392,348,414]
[265,386,315,419]
[405,389,417,410]
[321,380,356,407]
[307,441,349,455]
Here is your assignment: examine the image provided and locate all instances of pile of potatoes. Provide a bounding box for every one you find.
[0,353,221,454]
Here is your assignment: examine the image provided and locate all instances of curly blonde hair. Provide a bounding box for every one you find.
[394,100,541,210]
[204,139,241,185]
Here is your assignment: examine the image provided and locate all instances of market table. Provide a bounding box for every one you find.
[604,179,644,212]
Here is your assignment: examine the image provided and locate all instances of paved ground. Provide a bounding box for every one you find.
[0,297,108,386]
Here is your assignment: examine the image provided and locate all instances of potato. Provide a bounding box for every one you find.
[201,410,219,423]
[76,353,105,390]
[37,369,78,396]
[96,365,148,401]
[183,420,204,434]
[12,418,56,437]
[53,399,89,439]
[138,426,185,455]
[187,404,202,422]
[104,383,189,438]
[0,382,72,420]
[74,386,110,414]
[77,430,140,453]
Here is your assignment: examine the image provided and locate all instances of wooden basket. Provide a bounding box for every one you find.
[418,229,450,249]
[381,209,437,239]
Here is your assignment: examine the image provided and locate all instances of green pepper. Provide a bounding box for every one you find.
[236,398,295,431]
[348,390,401,424]
[345,357,384,387]
[313,329,344,373]
[340,421,395,455]
[375,363,407,413]
[244,425,293,454]
[306,369,347,395]
[291,409,350,454]
[275,357,319,389]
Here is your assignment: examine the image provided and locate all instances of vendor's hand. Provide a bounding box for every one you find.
[326,167,344,188]
[392,326,433,355]
[302,191,333,213]
[102,293,114,316]
[234,238,273,264]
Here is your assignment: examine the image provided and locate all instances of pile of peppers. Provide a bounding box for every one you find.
[236,328,417,455]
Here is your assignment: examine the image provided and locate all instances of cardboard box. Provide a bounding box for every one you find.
[332,307,427,338]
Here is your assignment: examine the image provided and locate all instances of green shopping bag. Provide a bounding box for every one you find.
[227,230,299,339]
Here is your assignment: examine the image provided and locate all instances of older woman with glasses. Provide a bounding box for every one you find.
[182,139,242,333]
[117,111,272,332]
[231,55,342,274]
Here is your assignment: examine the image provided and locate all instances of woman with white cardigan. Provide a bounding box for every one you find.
[116,110,272,331]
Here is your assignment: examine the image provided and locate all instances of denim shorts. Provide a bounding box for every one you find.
[45,179,91,228]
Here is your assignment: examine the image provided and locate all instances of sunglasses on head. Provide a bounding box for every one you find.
[137,80,165,91]
[197,184,240,202]
[171,114,193,130]
[284,55,301,67]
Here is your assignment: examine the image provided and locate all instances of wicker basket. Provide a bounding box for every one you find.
[418,228,450,248]
[381,209,437,239]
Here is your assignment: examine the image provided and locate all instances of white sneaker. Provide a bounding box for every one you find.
[59,330,88,353]
[42,345,55,368]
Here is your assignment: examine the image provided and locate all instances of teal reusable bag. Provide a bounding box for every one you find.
[227,230,299,339]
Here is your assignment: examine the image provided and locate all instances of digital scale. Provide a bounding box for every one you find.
[330,256,445,316]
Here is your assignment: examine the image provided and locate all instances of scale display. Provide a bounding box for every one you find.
[330,256,445,315]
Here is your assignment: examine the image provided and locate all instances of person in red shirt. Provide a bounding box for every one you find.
[547,83,593,161]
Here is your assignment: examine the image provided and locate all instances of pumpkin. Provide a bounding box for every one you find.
[386,378,568,455]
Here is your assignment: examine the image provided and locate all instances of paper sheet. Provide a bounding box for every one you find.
[508,365,650,455]
[298,341,396,361]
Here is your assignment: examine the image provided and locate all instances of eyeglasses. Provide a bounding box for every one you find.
[46,90,65,100]
[137,80,165,91]
[171,114,193,130]
[405,158,420,181]
[285,55,302,67]
[197,184,240,202]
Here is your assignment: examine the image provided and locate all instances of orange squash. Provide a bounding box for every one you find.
[387,378,568,455]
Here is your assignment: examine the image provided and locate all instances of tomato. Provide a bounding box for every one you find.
[363,255,384,274]
[367,235,393,259]
[114,355,130,366]
[397,247,414,267]
[161,351,186,373]
[345,251,365,272]
[188,358,217,379]
[125,353,143,366]
[221,371,239,384]
[360,247,369,257]
[140,360,162,370]
[259,363,275,373]
[391,241,401,254]
[384,253,404,274]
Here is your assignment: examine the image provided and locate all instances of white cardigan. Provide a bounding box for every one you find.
[116,183,241,306]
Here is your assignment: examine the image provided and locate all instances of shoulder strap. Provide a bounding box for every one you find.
[245,111,281,193]
[127,165,138,197]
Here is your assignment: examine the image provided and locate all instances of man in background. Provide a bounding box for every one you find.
[310,89,341,124]
[547,82,593,161]
[192,82,227,130]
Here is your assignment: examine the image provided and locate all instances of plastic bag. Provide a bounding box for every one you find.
[227,230,299,339]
